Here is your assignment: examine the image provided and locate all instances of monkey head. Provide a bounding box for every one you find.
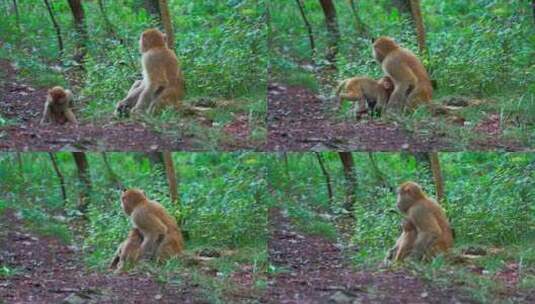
[378,76,394,95]
[120,188,147,215]
[140,28,167,53]
[47,86,72,106]
[372,36,399,63]
[396,181,425,213]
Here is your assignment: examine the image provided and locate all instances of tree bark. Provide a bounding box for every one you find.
[315,153,333,203]
[72,152,91,211]
[43,0,64,58]
[67,0,88,63]
[162,152,179,205]
[319,0,340,66]
[158,0,175,50]
[144,0,161,18]
[295,0,316,59]
[338,152,357,211]
[11,0,20,29]
[49,153,67,205]
[409,0,426,54]
[429,152,444,204]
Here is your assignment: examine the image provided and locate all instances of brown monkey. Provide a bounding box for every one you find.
[372,37,432,112]
[395,181,453,261]
[385,219,417,263]
[120,189,184,261]
[41,86,78,125]
[109,228,143,271]
[115,28,185,117]
[335,76,390,119]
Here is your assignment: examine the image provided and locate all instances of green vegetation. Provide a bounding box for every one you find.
[266,152,535,302]
[270,1,535,147]
[0,1,266,147]
[0,152,268,299]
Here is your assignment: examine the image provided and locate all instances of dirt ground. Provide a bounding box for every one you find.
[0,60,257,151]
[0,209,260,304]
[263,208,533,304]
[266,83,523,151]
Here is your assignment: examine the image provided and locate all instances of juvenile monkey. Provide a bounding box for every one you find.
[41,86,78,125]
[120,189,184,261]
[335,76,391,119]
[385,219,417,263]
[372,37,432,112]
[109,228,143,271]
[115,28,185,117]
[395,181,453,261]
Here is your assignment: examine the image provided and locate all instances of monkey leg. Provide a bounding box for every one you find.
[410,231,439,261]
[115,80,144,117]
[64,109,78,124]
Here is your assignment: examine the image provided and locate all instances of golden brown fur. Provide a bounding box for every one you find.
[335,76,390,119]
[373,37,432,112]
[394,181,453,261]
[120,189,184,262]
[115,28,185,117]
[109,228,143,271]
[41,86,78,125]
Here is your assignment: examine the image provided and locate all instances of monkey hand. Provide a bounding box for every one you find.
[115,101,131,118]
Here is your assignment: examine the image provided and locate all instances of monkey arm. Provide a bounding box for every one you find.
[137,214,168,260]
[41,103,51,124]
[410,212,442,260]
[65,110,78,124]
[131,84,158,114]
[115,81,145,117]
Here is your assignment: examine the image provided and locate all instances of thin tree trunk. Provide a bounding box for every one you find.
[11,0,20,29]
[43,0,64,58]
[429,152,444,204]
[101,153,124,189]
[347,0,369,38]
[16,153,23,177]
[409,0,426,54]
[72,152,91,211]
[67,0,87,63]
[49,153,68,206]
[338,152,357,211]
[295,0,316,59]
[315,153,333,203]
[367,153,390,190]
[144,0,161,19]
[158,0,175,50]
[163,152,179,205]
[319,0,340,66]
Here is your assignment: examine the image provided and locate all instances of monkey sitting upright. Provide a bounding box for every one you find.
[392,181,453,261]
[335,76,394,119]
[115,28,185,117]
[41,86,78,125]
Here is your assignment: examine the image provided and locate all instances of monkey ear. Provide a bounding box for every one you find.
[122,187,128,192]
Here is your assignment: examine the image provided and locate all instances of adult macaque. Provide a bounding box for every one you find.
[115,28,185,117]
[41,86,78,125]
[120,188,184,261]
[335,76,391,119]
[372,37,432,112]
[109,228,143,271]
[385,219,417,263]
[394,181,453,261]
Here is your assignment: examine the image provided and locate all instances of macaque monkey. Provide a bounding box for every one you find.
[41,86,78,125]
[372,37,432,112]
[335,76,391,119]
[109,228,143,271]
[115,28,185,117]
[385,219,417,263]
[394,181,453,261]
[120,189,184,261]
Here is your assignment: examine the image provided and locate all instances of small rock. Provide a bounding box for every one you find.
[401,143,410,149]
[420,292,428,298]
[62,293,88,304]
[154,294,163,300]
[329,290,354,304]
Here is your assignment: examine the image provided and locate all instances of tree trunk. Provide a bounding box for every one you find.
[162,152,179,205]
[67,0,87,63]
[72,152,91,211]
[12,0,20,29]
[315,153,333,203]
[16,153,23,178]
[390,0,411,14]
[49,153,67,206]
[409,0,426,54]
[367,153,390,190]
[144,0,161,18]
[43,0,64,58]
[158,0,175,50]
[319,0,340,66]
[347,0,370,38]
[429,152,444,204]
[338,152,357,211]
[295,0,316,59]
[101,153,124,189]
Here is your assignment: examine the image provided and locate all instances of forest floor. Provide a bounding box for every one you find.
[0,60,256,151]
[0,209,260,304]
[266,83,523,151]
[264,208,534,304]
